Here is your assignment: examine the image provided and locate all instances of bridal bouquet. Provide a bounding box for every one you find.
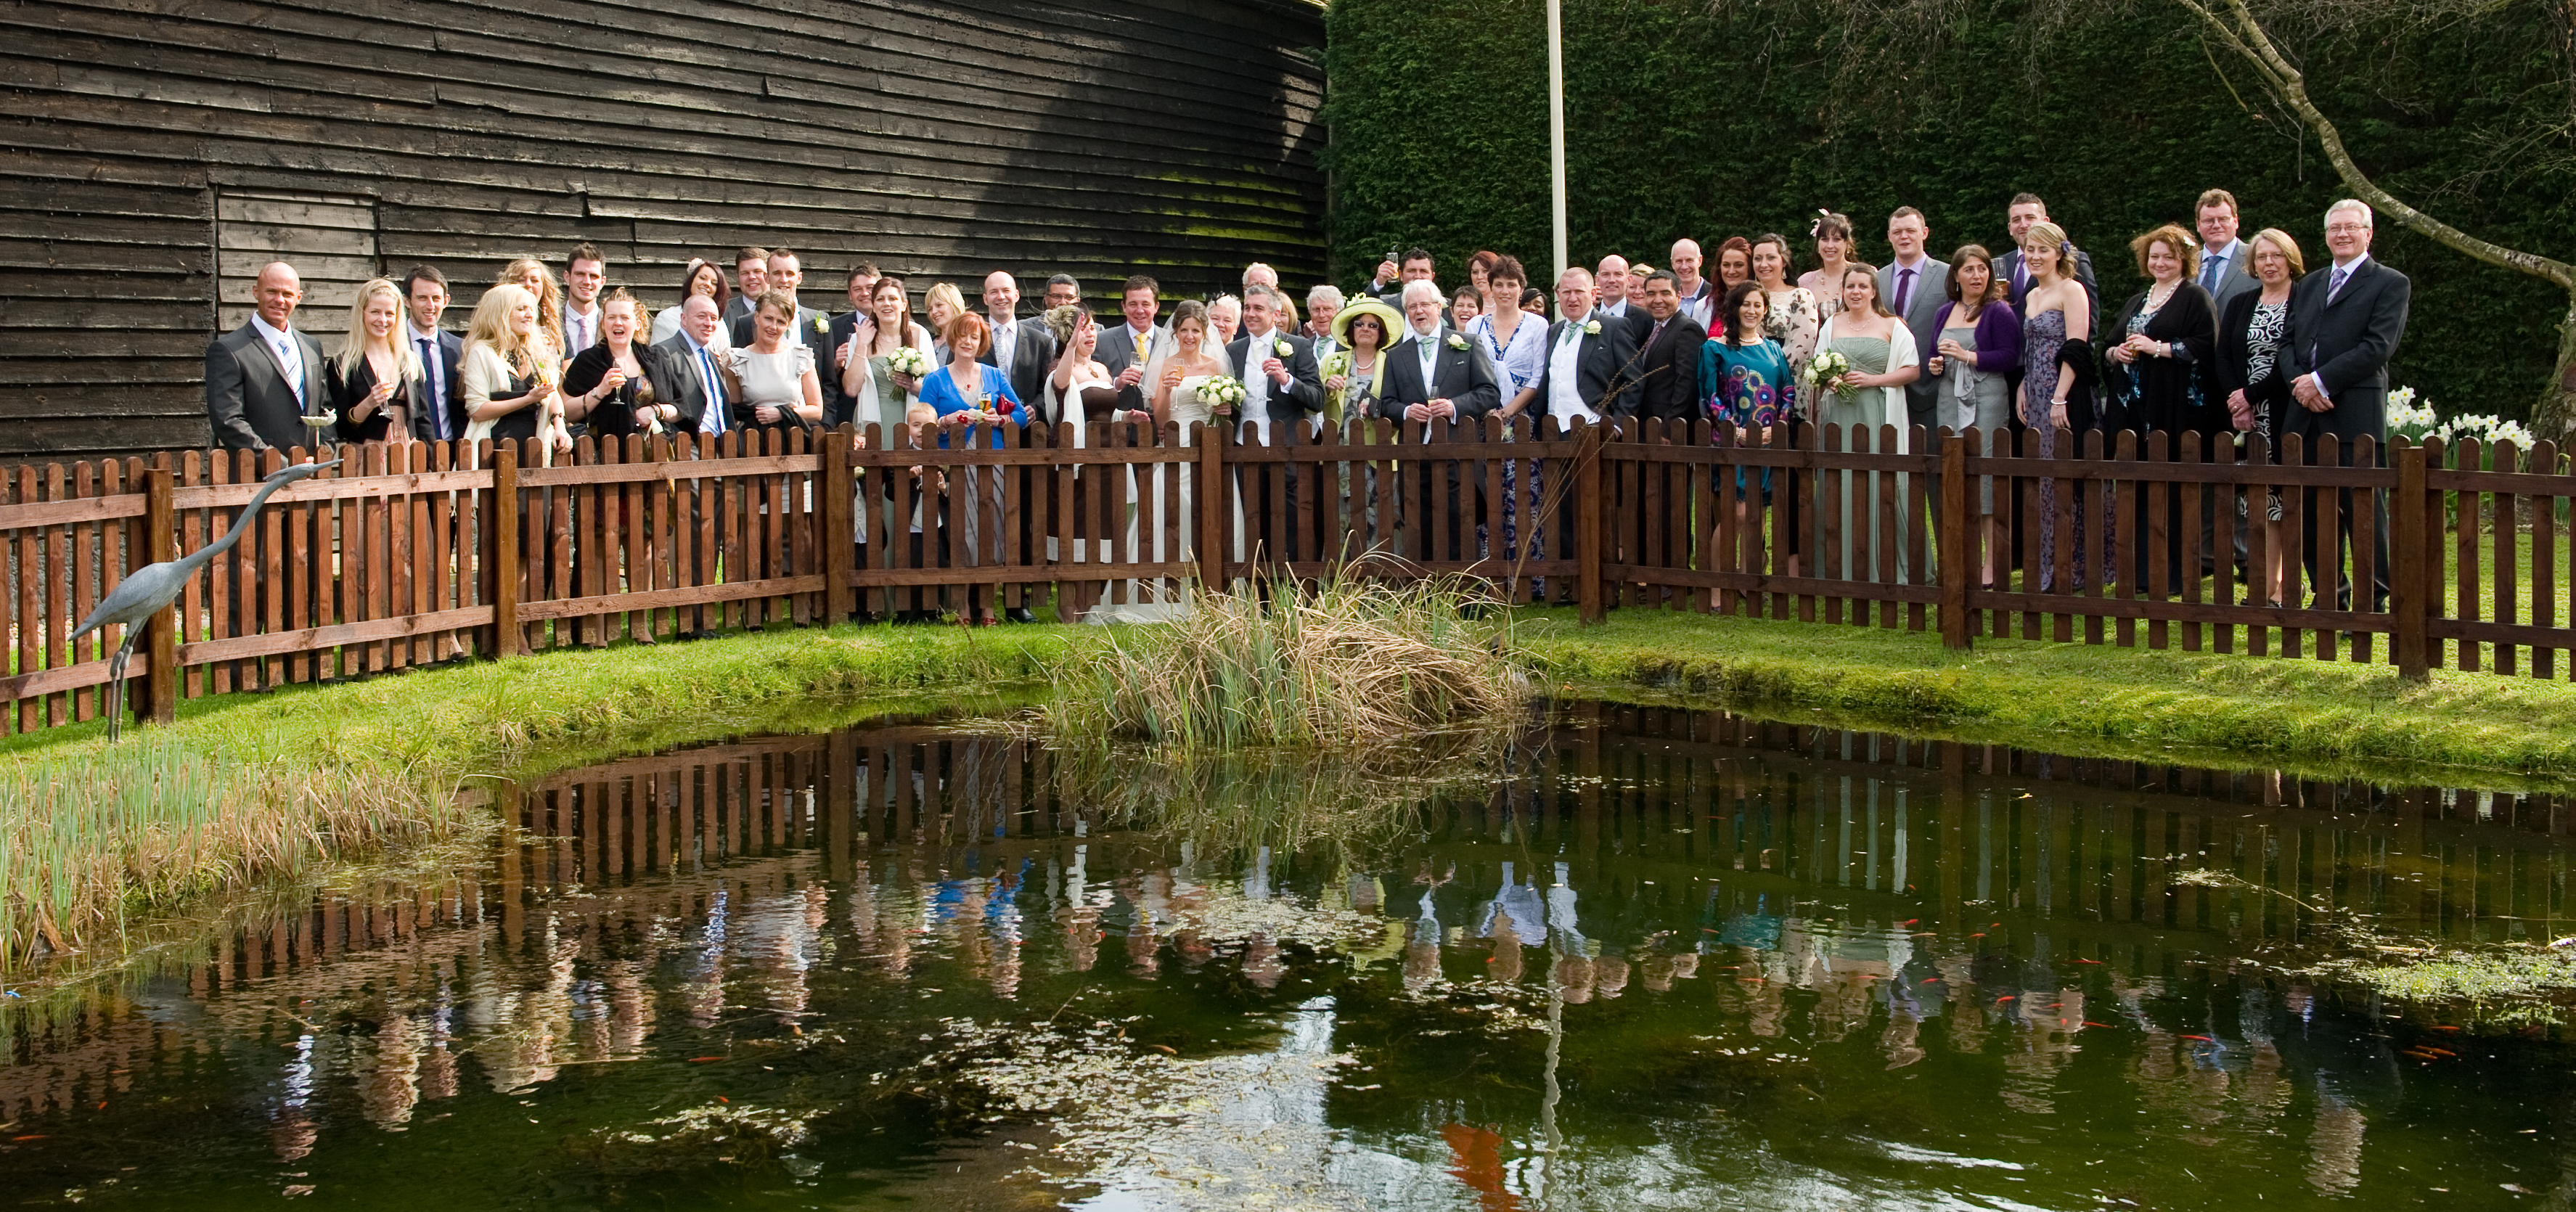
[1199,374,1247,414]
[885,346,931,377]
[1803,349,1852,395]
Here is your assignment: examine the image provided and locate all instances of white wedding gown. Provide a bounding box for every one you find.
[1085,352,1241,623]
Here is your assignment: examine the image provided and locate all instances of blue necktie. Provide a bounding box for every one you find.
[698,347,727,434]
[2200,252,2223,292]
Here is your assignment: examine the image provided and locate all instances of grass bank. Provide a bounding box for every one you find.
[1,623,1094,972]
[1509,608,2576,787]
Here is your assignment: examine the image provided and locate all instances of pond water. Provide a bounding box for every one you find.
[3,704,2572,1210]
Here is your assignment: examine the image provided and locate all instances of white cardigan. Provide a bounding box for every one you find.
[1813,312,1921,449]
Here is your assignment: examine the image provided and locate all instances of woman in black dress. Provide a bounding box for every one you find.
[560,289,683,443]
[2106,222,2223,588]
[327,277,420,444]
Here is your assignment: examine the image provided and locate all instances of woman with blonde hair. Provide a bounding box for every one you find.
[498,258,566,361]
[461,283,566,452]
[327,277,422,443]
[923,282,968,362]
[2217,226,2306,605]
[2018,219,2101,589]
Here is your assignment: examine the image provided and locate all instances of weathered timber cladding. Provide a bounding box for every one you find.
[0,0,1328,459]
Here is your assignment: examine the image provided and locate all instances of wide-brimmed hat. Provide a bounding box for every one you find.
[1332,298,1403,345]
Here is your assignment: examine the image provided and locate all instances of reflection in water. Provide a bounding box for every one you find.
[3,707,2575,1209]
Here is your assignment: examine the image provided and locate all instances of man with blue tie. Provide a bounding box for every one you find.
[401,265,467,444]
[2193,189,2260,311]
[207,261,330,451]
[651,294,729,436]
[2286,198,2410,612]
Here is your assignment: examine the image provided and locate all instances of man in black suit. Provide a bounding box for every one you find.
[400,263,468,444]
[208,261,330,451]
[1373,279,1502,562]
[649,295,729,435]
[1531,267,1637,426]
[2286,199,2411,610]
[1997,193,2100,335]
[1614,271,1704,422]
[729,248,830,351]
[978,270,1054,410]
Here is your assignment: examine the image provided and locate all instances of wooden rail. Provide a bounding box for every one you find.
[0,419,2559,734]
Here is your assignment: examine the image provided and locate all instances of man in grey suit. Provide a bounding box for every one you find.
[721,245,769,327]
[207,261,330,451]
[1097,274,1174,417]
[2193,188,2261,311]
[978,270,1054,409]
[650,294,729,435]
[1876,208,1950,434]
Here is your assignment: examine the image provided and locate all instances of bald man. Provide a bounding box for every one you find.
[1592,253,1650,342]
[1669,238,1712,329]
[208,261,330,450]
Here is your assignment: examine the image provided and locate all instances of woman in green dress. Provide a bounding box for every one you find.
[1807,264,1921,584]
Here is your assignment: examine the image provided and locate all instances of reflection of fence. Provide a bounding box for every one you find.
[0,421,2567,734]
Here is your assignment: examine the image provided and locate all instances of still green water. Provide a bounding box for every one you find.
[1,703,2569,1209]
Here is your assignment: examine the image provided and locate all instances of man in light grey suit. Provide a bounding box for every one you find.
[207,261,330,451]
[2193,188,2261,311]
[1097,274,1175,417]
[1876,207,1950,434]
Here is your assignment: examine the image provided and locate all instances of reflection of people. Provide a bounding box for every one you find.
[1404,864,1453,993]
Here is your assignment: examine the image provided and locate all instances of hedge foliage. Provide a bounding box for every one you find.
[1320,0,2575,419]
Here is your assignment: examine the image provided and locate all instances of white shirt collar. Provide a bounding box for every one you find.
[250,314,295,345]
[2333,251,2372,274]
[2205,237,2244,263]
[1411,323,1440,343]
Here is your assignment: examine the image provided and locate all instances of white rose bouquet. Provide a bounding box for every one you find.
[885,346,931,377]
[1198,374,1247,414]
[1804,349,1852,396]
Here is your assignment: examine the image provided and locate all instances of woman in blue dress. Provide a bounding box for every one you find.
[915,313,1026,623]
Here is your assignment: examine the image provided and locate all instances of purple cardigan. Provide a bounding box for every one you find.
[1931,299,2023,374]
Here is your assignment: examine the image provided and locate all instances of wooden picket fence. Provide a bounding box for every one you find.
[0,418,2565,737]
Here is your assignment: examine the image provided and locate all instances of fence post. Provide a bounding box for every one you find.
[1938,431,1971,650]
[1576,422,1605,624]
[1196,422,1226,594]
[821,432,854,624]
[2392,440,2429,680]
[493,441,523,658]
[143,462,178,726]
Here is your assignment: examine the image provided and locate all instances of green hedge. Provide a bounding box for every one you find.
[1320,0,2572,419]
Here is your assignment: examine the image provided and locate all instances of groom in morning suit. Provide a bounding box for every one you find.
[1373,279,1502,562]
[2285,198,2411,611]
[208,261,330,451]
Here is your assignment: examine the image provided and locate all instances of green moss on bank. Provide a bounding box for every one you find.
[1508,608,2576,787]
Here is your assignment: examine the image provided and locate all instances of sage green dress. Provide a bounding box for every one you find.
[1812,332,1910,584]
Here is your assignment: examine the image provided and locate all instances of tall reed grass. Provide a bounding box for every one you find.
[1045,577,1531,750]
[0,736,473,969]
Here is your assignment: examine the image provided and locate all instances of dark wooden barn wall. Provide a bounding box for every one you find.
[0,0,1328,459]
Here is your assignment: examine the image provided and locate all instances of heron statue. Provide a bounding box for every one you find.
[69,457,340,742]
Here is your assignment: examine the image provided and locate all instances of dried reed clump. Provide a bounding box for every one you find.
[1047,577,1531,750]
[0,736,470,970]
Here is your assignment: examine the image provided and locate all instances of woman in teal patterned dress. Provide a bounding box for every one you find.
[1701,281,1791,499]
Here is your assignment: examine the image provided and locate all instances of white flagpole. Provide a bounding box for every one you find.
[1547,0,1569,284]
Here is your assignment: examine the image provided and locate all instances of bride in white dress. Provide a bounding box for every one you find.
[1104,300,1232,618]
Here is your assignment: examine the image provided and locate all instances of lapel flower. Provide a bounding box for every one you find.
[1582,319,1601,336]
[1445,334,1468,351]
[811,315,827,335]
[1274,338,1293,357]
